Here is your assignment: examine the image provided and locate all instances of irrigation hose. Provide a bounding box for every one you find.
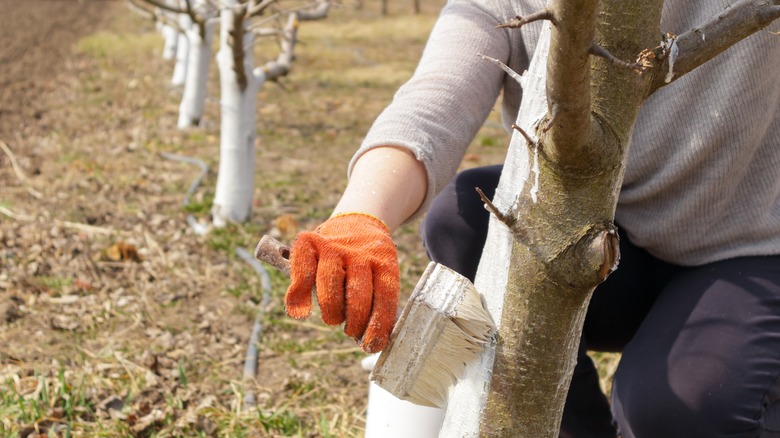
[235,247,273,408]
[161,151,272,407]
[158,151,210,235]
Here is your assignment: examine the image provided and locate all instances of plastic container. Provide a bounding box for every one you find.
[361,354,445,438]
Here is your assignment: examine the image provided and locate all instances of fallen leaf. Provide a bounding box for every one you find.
[275,214,298,237]
[102,241,142,262]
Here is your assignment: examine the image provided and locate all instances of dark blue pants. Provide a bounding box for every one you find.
[421,165,780,438]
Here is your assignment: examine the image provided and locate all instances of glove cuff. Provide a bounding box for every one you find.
[330,212,391,233]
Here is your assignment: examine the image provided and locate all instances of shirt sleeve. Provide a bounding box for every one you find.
[348,0,512,222]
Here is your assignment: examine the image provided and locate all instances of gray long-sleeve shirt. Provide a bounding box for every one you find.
[350,0,780,266]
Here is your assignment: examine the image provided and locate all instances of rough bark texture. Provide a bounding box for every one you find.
[440,0,779,436]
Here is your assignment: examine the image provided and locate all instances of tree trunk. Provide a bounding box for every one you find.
[161,23,178,60]
[211,1,328,226]
[212,2,262,226]
[441,0,780,436]
[170,13,190,86]
[177,14,214,128]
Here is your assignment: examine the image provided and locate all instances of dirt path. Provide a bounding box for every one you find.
[0,0,115,139]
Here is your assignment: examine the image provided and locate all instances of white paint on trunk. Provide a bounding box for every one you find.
[212,3,262,226]
[664,36,679,83]
[439,21,551,437]
[171,13,190,86]
[177,13,214,129]
[161,23,178,60]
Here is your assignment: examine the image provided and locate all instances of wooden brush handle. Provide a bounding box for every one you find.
[253,235,291,277]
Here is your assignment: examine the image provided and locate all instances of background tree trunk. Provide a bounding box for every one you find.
[211,0,329,226]
[170,13,190,86]
[212,1,261,226]
[177,10,214,128]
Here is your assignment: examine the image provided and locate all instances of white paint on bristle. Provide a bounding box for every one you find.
[370,263,495,409]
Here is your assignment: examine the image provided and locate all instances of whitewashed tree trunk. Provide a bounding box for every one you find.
[212,2,263,226]
[211,2,327,226]
[439,22,552,438]
[438,0,780,434]
[171,13,190,86]
[177,11,214,128]
[161,23,178,60]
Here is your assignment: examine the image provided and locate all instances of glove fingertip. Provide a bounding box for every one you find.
[285,297,312,320]
[360,310,396,353]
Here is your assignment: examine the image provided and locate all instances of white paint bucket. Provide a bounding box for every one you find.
[361,354,445,438]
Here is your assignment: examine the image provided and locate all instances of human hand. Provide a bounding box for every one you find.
[285,212,399,353]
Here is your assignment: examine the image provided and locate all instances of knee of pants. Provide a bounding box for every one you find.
[420,191,483,279]
[612,361,779,438]
[420,166,498,281]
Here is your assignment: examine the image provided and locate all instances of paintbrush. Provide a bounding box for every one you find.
[254,235,495,409]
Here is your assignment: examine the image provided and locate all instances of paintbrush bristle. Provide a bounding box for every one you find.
[404,286,494,408]
[370,262,495,409]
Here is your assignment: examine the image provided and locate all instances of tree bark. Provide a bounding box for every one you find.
[442,0,780,436]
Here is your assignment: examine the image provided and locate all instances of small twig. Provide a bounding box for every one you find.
[113,353,141,391]
[298,346,363,357]
[137,0,188,15]
[249,0,278,16]
[543,102,560,132]
[0,140,43,199]
[589,43,645,72]
[144,231,170,268]
[477,53,523,85]
[0,206,34,222]
[511,123,536,145]
[58,220,120,236]
[252,27,283,37]
[475,187,515,228]
[497,10,555,29]
[0,205,124,235]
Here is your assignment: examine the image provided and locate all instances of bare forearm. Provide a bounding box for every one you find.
[332,146,427,232]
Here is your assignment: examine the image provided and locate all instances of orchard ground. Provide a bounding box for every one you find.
[0,0,618,436]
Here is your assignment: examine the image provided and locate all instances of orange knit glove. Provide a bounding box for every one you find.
[285,213,399,353]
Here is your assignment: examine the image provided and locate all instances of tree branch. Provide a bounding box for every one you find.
[476,187,515,229]
[249,0,278,17]
[539,0,598,172]
[497,10,556,28]
[649,0,780,91]
[128,0,184,31]
[589,43,644,72]
[297,0,329,21]
[477,53,523,85]
[254,1,328,81]
[257,13,299,81]
[138,0,188,15]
